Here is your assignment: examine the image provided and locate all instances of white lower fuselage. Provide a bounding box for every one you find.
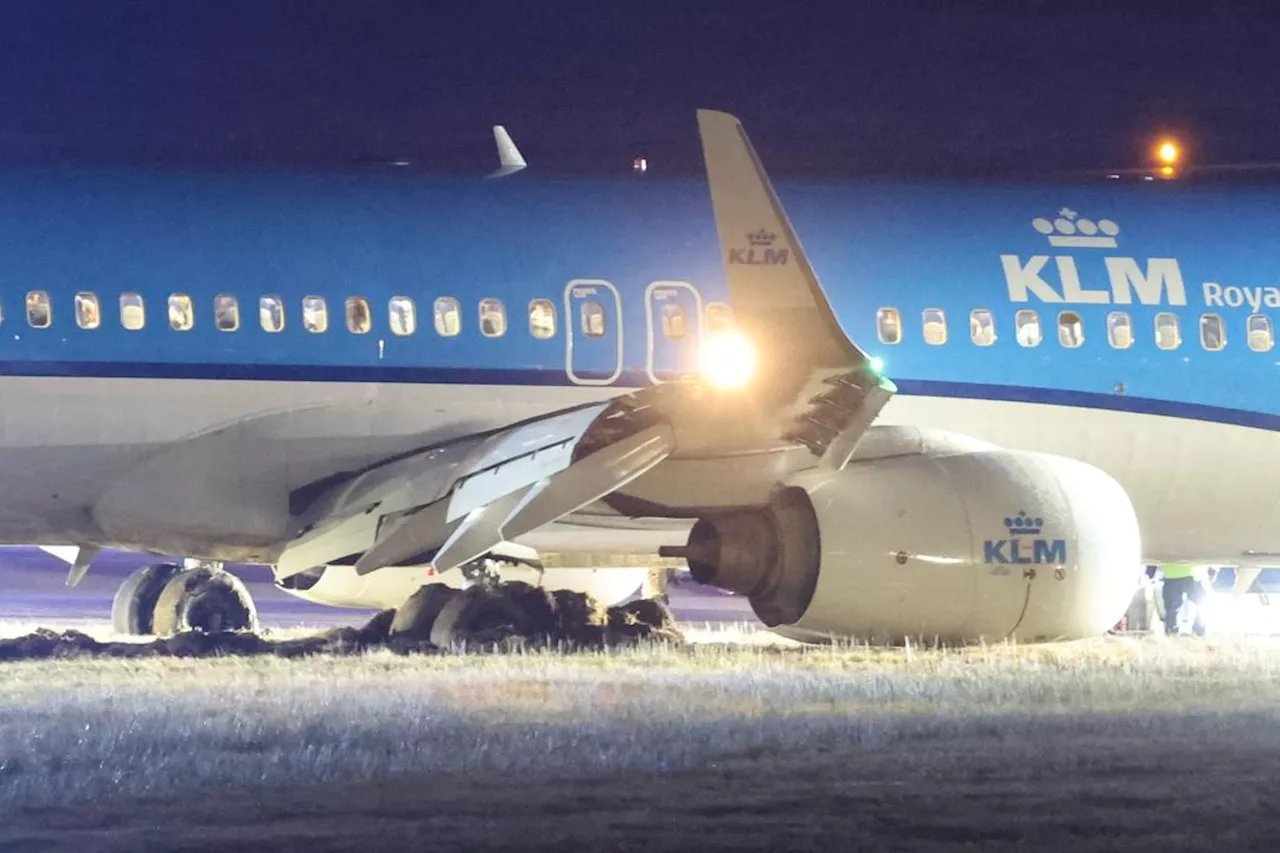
[1,374,1272,569]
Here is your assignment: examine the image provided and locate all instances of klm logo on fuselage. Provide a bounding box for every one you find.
[728,228,790,266]
[983,511,1067,566]
[1000,209,1187,306]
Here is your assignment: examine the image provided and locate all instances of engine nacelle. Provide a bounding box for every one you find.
[684,449,1141,643]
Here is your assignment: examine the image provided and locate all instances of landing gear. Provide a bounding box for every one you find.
[111,563,184,635]
[111,562,259,636]
[388,585,459,640]
[387,580,678,648]
[388,583,548,646]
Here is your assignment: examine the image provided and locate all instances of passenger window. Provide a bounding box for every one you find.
[1057,311,1084,348]
[1154,312,1181,350]
[705,302,734,333]
[1200,313,1226,351]
[479,298,507,337]
[259,296,285,333]
[1248,314,1273,352]
[922,308,947,345]
[214,294,239,332]
[75,292,101,330]
[581,301,606,337]
[528,299,556,339]
[168,294,194,331]
[302,296,328,333]
[346,297,372,334]
[26,291,51,328]
[969,309,996,346]
[433,297,460,337]
[388,296,416,336]
[120,293,145,331]
[877,307,902,345]
[1107,311,1133,349]
[661,303,686,339]
[1014,309,1041,347]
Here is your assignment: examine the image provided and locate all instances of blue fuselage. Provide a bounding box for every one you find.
[2,168,1278,429]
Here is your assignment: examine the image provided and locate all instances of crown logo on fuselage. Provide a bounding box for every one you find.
[1032,208,1120,249]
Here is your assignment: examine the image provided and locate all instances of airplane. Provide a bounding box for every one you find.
[7,107,1271,646]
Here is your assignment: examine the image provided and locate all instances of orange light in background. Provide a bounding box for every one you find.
[1160,165,1175,178]
[1157,141,1180,165]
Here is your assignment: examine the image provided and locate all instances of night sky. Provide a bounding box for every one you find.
[1,2,1278,178]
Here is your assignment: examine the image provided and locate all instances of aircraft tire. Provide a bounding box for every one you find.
[428,585,538,648]
[389,585,460,641]
[110,562,185,635]
[151,566,259,636]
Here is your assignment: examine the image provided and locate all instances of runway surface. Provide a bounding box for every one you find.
[0,547,758,634]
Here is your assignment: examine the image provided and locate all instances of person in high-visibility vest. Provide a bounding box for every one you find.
[1159,562,1206,636]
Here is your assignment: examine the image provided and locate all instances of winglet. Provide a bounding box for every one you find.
[696,110,870,376]
[487,125,527,179]
[696,109,893,466]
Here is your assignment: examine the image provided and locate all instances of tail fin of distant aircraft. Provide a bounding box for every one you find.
[696,109,892,466]
[487,125,527,178]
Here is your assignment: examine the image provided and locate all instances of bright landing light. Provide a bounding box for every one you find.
[1157,141,1179,165]
[699,330,756,389]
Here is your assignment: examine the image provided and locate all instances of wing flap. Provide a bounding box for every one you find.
[280,404,675,580]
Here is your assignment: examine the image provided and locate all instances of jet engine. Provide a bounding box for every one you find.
[677,448,1141,643]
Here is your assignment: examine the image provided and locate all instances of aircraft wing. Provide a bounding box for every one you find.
[277,402,674,579]
[278,110,893,578]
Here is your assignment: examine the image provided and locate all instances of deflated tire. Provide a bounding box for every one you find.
[389,585,460,640]
[429,584,542,648]
[151,566,259,636]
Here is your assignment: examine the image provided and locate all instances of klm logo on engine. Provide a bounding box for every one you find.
[728,228,789,266]
[1000,209,1187,306]
[983,511,1067,565]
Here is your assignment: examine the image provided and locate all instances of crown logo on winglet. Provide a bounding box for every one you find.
[747,228,776,247]
[1031,208,1119,249]
[1004,511,1044,536]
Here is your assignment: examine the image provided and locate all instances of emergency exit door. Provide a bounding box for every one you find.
[645,281,703,383]
[564,279,622,385]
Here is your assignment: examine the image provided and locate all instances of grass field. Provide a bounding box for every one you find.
[4,635,1280,851]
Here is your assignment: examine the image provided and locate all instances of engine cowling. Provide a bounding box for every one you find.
[683,449,1141,643]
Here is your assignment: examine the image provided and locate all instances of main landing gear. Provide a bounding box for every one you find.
[386,564,679,648]
[111,561,259,636]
